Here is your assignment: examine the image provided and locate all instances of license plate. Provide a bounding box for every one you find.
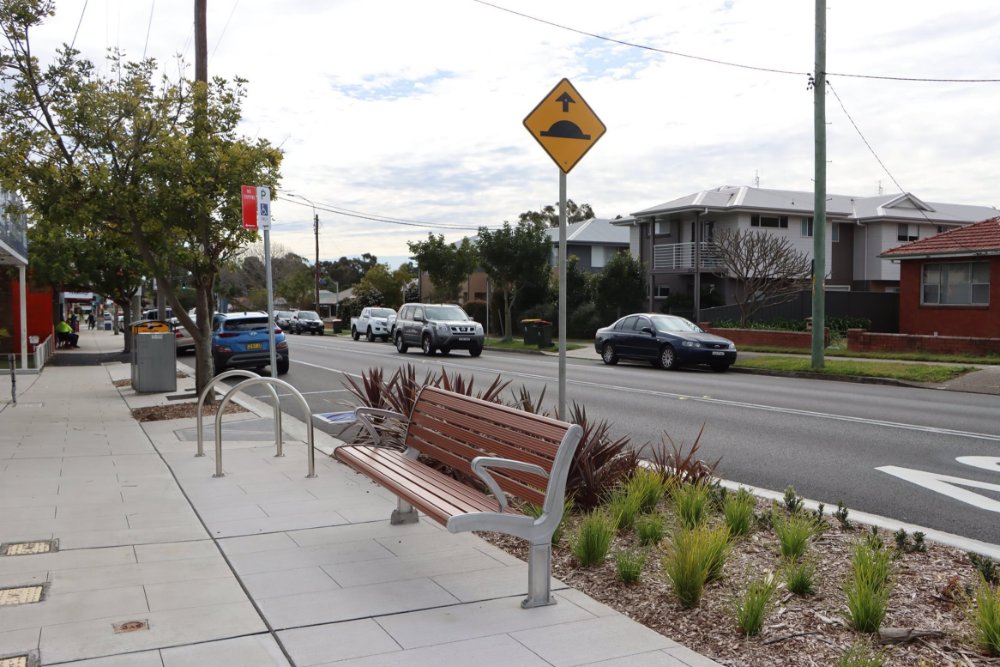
[458,337,470,342]
[246,342,263,351]
[712,350,724,356]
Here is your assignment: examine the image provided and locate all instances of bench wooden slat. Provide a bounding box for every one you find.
[336,445,509,524]
[417,392,568,449]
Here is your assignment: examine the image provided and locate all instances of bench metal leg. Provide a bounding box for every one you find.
[521,541,555,608]
[391,497,419,525]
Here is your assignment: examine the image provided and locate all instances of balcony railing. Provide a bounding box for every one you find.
[653,242,723,271]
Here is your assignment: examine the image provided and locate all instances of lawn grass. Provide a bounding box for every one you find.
[484,336,585,352]
[735,355,972,383]
[740,344,1000,366]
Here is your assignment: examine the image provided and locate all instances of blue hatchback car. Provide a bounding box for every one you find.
[594,313,737,372]
[212,311,289,375]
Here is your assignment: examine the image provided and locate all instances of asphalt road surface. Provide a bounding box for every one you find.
[184,333,1000,547]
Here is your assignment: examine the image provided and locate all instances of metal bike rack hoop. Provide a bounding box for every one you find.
[196,370,283,458]
[214,377,317,479]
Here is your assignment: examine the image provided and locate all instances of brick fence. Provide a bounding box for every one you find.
[847,329,1000,355]
[701,326,827,349]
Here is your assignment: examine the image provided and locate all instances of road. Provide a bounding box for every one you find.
[186,333,1000,546]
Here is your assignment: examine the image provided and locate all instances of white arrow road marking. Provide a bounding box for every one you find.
[877,465,1000,513]
[956,456,1000,473]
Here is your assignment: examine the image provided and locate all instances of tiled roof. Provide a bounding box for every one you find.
[881,217,1000,258]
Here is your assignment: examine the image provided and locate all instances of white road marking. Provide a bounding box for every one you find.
[877,464,1000,513]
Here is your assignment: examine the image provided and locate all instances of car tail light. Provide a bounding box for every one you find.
[175,331,183,339]
[276,340,288,351]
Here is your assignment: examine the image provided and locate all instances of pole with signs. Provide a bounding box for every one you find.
[242,185,278,377]
[523,78,605,418]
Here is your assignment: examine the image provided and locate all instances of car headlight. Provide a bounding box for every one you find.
[681,340,700,348]
[436,323,449,334]
[474,324,483,334]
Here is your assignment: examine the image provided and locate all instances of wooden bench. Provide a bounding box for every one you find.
[334,385,583,608]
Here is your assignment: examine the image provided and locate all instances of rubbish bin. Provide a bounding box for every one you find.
[331,318,343,334]
[130,320,176,392]
[522,324,539,345]
[536,323,553,348]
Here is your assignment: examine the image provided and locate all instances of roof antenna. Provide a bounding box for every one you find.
[753,169,760,188]
[877,180,884,195]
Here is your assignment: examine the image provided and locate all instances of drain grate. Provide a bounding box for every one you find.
[1,540,57,556]
[113,619,149,634]
[0,585,45,606]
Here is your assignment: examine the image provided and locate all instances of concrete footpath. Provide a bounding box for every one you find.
[0,327,719,666]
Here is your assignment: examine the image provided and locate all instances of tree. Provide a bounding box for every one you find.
[277,265,314,308]
[476,221,551,340]
[552,254,592,313]
[712,228,812,326]
[319,254,378,291]
[0,3,282,396]
[356,263,414,309]
[518,200,595,228]
[407,234,478,301]
[594,251,647,321]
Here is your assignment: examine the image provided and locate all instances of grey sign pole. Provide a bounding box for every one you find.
[558,171,567,419]
[258,186,278,377]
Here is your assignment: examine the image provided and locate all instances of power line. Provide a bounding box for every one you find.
[142,0,155,60]
[69,0,89,52]
[277,196,485,231]
[473,0,1000,84]
[211,0,240,59]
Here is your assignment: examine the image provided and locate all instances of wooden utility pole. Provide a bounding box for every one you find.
[195,0,207,83]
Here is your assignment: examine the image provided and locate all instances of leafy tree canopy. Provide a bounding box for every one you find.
[518,200,595,228]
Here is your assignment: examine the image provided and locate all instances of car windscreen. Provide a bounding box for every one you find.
[651,315,702,333]
[298,311,319,319]
[224,318,270,331]
[425,306,468,321]
[371,308,395,318]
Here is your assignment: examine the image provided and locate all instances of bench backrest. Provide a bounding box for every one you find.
[405,385,577,508]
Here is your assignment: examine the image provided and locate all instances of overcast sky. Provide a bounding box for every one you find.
[30,0,1000,267]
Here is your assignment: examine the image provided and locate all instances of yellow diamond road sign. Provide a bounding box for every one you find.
[524,78,606,174]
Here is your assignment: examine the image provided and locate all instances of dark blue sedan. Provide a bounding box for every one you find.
[594,313,737,372]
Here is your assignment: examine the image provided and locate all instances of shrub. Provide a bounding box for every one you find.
[625,467,668,513]
[836,642,885,667]
[664,525,730,608]
[635,514,665,546]
[648,424,721,486]
[774,512,818,561]
[606,487,643,532]
[572,510,615,567]
[723,487,756,537]
[834,500,851,529]
[615,549,646,584]
[673,481,712,529]
[782,485,804,513]
[970,552,1000,586]
[733,573,777,636]
[844,542,892,633]
[784,560,817,596]
[563,404,639,511]
[973,575,1000,655]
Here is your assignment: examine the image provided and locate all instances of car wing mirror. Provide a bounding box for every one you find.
[641,326,654,335]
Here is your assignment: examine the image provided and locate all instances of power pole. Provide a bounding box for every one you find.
[314,211,320,312]
[811,0,827,369]
[195,0,207,83]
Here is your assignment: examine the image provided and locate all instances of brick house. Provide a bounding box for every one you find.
[880,217,1000,338]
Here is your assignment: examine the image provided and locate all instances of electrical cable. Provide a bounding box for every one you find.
[212,0,241,59]
[69,0,89,52]
[277,196,487,231]
[142,0,155,60]
[472,0,1000,83]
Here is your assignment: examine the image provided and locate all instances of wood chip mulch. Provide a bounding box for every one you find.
[130,401,247,422]
[478,500,999,666]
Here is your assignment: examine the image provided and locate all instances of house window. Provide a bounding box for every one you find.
[832,223,840,242]
[897,223,918,242]
[751,214,788,229]
[656,222,671,236]
[801,218,813,237]
[592,246,607,268]
[921,261,990,306]
[655,285,671,298]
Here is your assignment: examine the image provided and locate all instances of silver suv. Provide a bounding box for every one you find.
[393,303,484,357]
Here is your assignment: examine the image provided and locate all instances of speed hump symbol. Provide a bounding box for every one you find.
[523,78,606,174]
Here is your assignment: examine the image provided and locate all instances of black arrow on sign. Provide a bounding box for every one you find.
[556,92,575,112]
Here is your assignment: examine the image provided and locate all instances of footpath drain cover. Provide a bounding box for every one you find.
[113,620,149,634]
[2,541,56,556]
[0,586,44,606]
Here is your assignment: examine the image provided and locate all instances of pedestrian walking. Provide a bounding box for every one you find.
[87,312,96,330]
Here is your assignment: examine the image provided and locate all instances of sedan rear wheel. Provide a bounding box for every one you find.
[601,343,618,365]
[658,344,677,370]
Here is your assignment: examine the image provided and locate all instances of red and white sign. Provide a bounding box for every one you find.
[241,185,258,230]
[241,185,272,231]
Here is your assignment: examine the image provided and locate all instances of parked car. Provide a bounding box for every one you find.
[291,310,324,335]
[170,318,195,354]
[274,310,296,331]
[594,313,737,372]
[350,307,396,342]
[393,303,484,357]
[211,311,289,375]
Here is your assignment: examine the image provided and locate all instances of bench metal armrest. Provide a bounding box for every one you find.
[353,407,406,447]
[471,456,547,513]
